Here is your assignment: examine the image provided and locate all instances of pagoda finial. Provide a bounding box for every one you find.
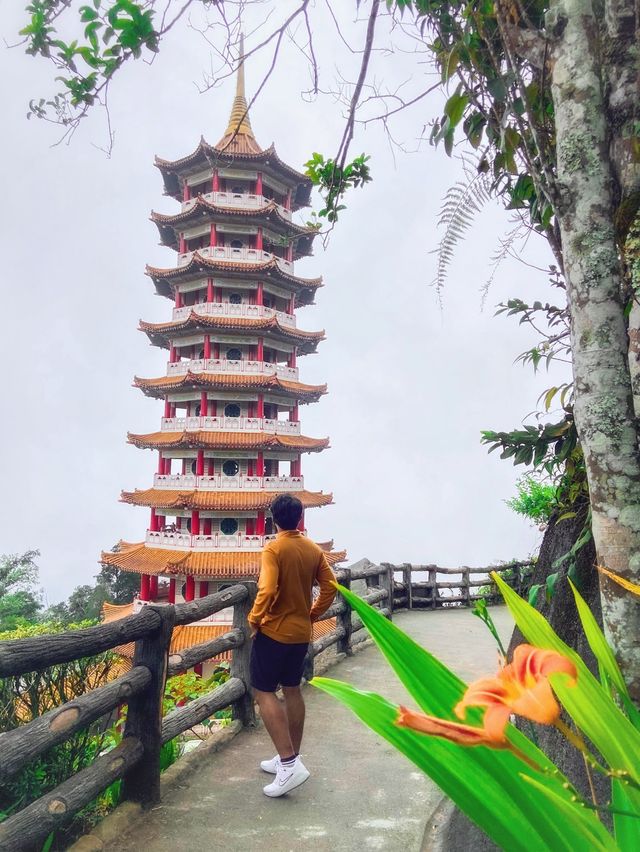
[219,33,257,146]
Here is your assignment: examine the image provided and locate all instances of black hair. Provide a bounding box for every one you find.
[270,494,303,531]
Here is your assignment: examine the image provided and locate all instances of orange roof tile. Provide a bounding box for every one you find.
[134,371,326,400]
[138,313,324,349]
[146,254,322,291]
[101,541,347,578]
[121,488,333,511]
[128,430,329,453]
[152,198,315,237]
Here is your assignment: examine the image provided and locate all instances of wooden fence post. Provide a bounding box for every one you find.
[231,582,257,727]
[460,567,470,606]
[122,604,175,807]
[402,563,412,610]
[337,569,352,656]
[379,563,394,619]
[428,567,438,609]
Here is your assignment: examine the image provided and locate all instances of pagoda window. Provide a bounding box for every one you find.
[222,460,239,477]
[231,185,244,196]
[229,292,242,305]
[194,404,201,417]
[220,518,239,536]
[263,295,274,309]
[226,347,242,361]
[230,239,243,249]
[224,403,241,418]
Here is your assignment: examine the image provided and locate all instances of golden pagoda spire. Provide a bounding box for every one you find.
[216,34,262,153]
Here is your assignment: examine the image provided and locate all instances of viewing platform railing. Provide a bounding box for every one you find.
[0,559,530,849]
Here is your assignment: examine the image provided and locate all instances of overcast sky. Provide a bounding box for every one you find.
[1,4,570,604]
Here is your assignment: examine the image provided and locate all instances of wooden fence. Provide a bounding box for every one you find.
[0,562,393,851]
[387,560,534,610]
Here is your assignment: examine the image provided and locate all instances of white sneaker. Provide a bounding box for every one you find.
[260,755,280,774]
[263,758,310,797]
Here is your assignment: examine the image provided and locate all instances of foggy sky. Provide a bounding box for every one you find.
[1,4,570,604]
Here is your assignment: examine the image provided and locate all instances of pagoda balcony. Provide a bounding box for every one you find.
[166,358,299,381]
[176,246,294,272]
[171,302,296,329]
[153,474,304,491]
[145,530,277,551]
[181,191,292,221]
[160,415,302,435]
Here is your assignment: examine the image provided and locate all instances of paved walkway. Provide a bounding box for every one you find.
[113,607,513,852]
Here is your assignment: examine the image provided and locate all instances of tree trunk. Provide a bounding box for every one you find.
[549,0,640,700]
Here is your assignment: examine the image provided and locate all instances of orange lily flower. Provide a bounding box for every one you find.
[396,705,508,747]
[455,644,577,740]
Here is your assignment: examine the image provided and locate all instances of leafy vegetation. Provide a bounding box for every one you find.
[314,580,640,849]
[0,551,42,632]
[506,477,558,525]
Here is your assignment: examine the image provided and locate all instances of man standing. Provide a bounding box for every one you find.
[248,494,336,797]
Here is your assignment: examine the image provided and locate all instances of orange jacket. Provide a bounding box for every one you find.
[248,530,336,643]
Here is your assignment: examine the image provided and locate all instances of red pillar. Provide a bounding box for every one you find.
[203,335,211,359]
[183,184,190,202]
[150,508,159,532]
[256,227,263,251]
[185,576,195,602]
[157,513,166,529]
[288,349,297,368]
[149,575,158,600]
[199,581,209,598]
[191,510,200,536]
[175,290,183,309]
[196,449,205,476]
[290,402,299,422]
[164,397,171,417]
[257,282,264,306]
[182,459,187,474]
[214,342,220,359]
[140,574,150,601]
[256,172,263,195]
[207,278,214,302]
[246,518,255,535]
[257,451,265,477]
[179,234,186,253]
[212,170,219,192]
[287,244,294,262]
[286,189,292,210]
[203,517,212,535]
[289,295,296,314]
[210,224,217,247]
[207,458,215,475]
[168,578,176,604]
[257,393,264,418]
[209,401,217,417]
[200,392,208,418]
[257,510,266,535]
[257,338,264,362]
[157,452,165,473]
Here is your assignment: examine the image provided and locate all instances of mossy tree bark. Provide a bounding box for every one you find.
[545,0,640,699]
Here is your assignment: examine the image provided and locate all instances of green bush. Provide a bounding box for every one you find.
[506,476,558,524]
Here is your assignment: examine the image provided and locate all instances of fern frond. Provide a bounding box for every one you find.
[431,166,493,293]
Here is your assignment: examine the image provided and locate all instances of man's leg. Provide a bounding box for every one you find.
[282,686,305,754]
[254,689,295,758]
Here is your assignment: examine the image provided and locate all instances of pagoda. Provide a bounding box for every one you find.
[101,45,344,667]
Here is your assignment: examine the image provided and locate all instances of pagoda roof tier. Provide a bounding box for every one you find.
[152,199,317,257]
[155,143,312,209]
[147,254,322,306]
[101,541,346,578]
[139,313,324,353]
[134,371,327,401]
[121,488,333,511]
[128,430,329,453]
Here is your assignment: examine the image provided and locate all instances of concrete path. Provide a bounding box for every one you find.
[113,607,513,852]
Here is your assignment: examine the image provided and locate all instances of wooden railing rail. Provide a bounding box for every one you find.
[0,583,256,852]
[390,560,535,610]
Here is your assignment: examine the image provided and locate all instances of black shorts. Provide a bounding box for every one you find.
[250,631,309,692]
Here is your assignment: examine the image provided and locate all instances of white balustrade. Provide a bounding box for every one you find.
[160,416,302,435]
[181,191,292,221]
[171,302,296,329]
[166,358,299,381]
[153,474,304,491]
[145,531,277,551]
[177,246,293,272]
